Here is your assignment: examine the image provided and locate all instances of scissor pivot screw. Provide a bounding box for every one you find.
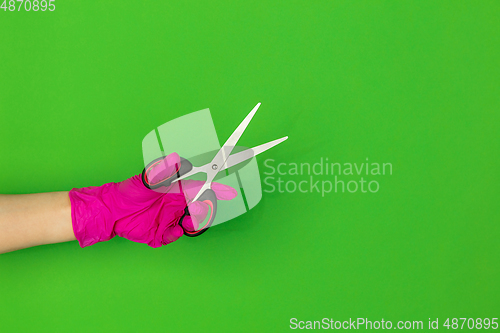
[212,164,218,170]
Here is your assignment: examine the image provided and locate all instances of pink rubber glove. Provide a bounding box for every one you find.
[69,153,237,248]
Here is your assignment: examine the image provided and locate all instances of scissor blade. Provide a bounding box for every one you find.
[219,136,288,172]
[212,102,261,168]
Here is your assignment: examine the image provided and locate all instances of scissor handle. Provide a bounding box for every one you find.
[141,156,193,190]
[179,189,218,237]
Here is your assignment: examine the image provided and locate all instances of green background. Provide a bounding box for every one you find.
[1,1,499,332]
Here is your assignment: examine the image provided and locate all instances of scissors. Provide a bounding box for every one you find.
[141,102,288,237]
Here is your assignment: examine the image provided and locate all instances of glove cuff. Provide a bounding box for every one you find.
[69,184,117,248]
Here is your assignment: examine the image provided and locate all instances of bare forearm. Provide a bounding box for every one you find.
[0,192,75,254]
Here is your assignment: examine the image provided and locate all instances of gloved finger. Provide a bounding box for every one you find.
[182,201,211,232]
[181,179,237,202]
[162,223,184,245]
[147,152,181,185]
[188,200,209,216]
[179,180,204,201]
[180,216,196,232]
[211,182,238,201]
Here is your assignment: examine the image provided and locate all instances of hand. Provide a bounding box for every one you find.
[69,153,237,248]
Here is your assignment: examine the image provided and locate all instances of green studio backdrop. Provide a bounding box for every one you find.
[0,1,499,332]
